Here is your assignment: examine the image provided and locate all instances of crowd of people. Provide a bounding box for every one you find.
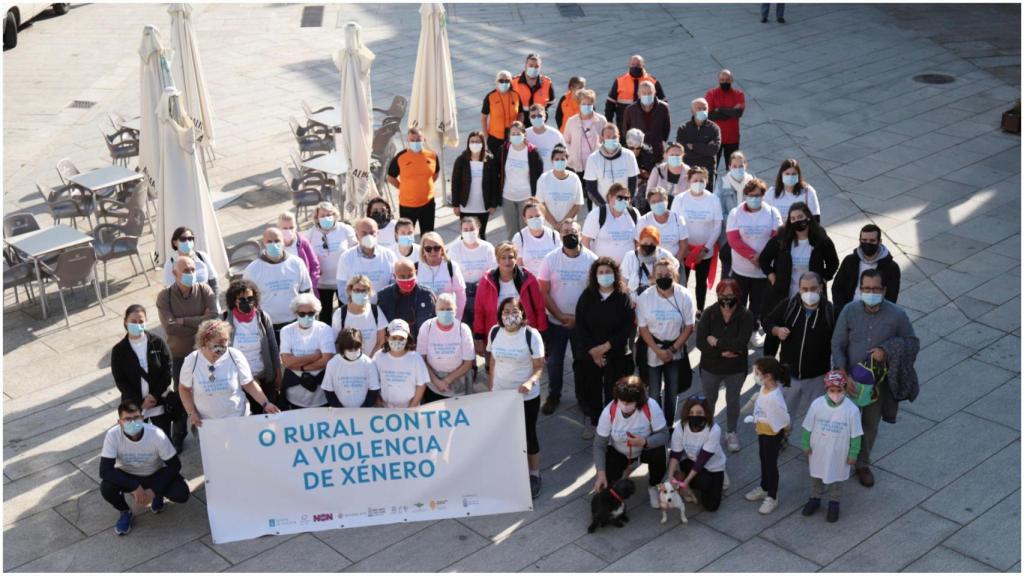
[101,55,919,537]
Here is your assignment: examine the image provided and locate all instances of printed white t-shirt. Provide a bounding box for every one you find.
[538,247,598,325]
[582,207,638,262]
[789,238,813,298]
[487,326,545,401]
[671,191,721,256]
[231,317,265,375]
[335,246,398,304]
[802,396,863,484]
[514,227,561,274]
[304,223,357,289]
[526,126,565,172]
[417,319,475,374]
[373,350,430,408]
[464,160,487,213]
[753,386,791,434]
[447,240,497,284]
[179,348,253,420]
[331,305,388,357]
[596,398,668,457]
[101,423,176,477]
[321,354,379,407]
[536,171,584,223]
[498,279,519,303]
[637,284,696,367]
[279,321,334,408]
[583,149,639,200]
[669,421,727,473]
[726,204,783,279]
[503,146,532,202]
[636,211,689,255]
[765,185,821,221]
[242,256,312,324]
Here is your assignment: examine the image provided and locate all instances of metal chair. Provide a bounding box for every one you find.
[3,259,37,305]
[373,95,408,126]
[370,121,403,189]
[280,166,329,224]
[100,126,140,167]
[37,181,95,231]
[285,152,336,192]
[3,212,41,238]
[38,245,106,329]
[289,116,334,158]
[96,181,147,227]
[226,240,262,282]
[56,157,114,199]
[301,100,338,136]
[93,210,151,297]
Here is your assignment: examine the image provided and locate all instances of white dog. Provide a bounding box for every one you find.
[657,481,688,524]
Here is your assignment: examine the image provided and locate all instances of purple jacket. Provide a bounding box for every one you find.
[294,235,321,298]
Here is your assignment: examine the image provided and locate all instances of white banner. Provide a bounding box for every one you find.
[199,391,532,544]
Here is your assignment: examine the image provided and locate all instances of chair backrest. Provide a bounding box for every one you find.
[281,165,298,191]
[4,212,41,238]
[52,246,97,288]
[371,122,402,159]
[122,209,147,237]
[99,126,117,149]
[122,182,147,213]
[56,158,80,185]
[36,181,59,204]
[288,116,304,137]
[227,240,262,267]
[301,101,314,118]
[288,149,304,174]
[381,95,408,121]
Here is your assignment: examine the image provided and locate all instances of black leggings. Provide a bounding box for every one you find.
[758,431,784,498]
[676,459,724,511]
[318,288,337,325]
[400,199,436,234]
[577,353,634,426]
[100,467,190,512]
[524,396,541,455]
[735,274,768,327]
[606,446,667,487]
[683,257,713,310]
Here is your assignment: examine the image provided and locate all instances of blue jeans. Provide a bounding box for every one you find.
[648,357,692,422]
[761,3,784,19]
[544,322,575,398]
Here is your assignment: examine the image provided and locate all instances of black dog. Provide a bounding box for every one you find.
[588,478,636,533]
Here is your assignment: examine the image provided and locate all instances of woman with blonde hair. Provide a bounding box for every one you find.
[416,231,467,320]
[331,274,388,357]
[304,201,356,322]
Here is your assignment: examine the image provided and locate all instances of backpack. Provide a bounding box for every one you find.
[598,204,639,228]
[488,325,535,356]
[340,304,380,329]
[609,399,651,423]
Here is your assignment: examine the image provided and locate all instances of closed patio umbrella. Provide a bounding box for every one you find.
[154,87,229,278]
[333,21,379,223]
[168,3,215,171]
[139,25,174,211]
[408,2,459,205]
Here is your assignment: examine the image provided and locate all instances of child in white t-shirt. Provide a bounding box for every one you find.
[322,328,380,407]
[373,319,429,408]
[744,358,791,515]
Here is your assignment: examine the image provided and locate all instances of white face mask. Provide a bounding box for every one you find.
[462,230,479,244]
[800,291,821,306]
[360,234,377,250]
[469,142,483,154]
[343,349,361,361]
[827,391,845,404]
[690,181,705,194]
[618,401,637,416]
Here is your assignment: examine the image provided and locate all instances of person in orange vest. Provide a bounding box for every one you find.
[511,53,556,123]
[386,127,440,234]
[481,70,522,158]
[555,76,586,134]
[605,55,666,133]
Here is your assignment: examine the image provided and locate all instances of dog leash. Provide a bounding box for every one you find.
[609,488,625,504]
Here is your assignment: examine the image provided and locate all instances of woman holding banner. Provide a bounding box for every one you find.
[486,297,546,499]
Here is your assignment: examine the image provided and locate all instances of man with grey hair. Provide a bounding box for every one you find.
[705,69,745,171]
[278,293,334,409]
[605,54,666,132]
[336,217,398,304]
[243,227,313,342]
[623,79,672,162]
[377,259,437,337]
[676,97,722,192]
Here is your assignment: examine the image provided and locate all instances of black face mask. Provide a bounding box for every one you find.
[562,235,580,250]
[656,277,674,291]
[791,220,809,232]
[236,299,254,314]
[687,416,707,431]
[719,298,737,308]
[860,242,879,257]
[629,66,643,78]
[370,212,389,228]
[640,244,656,256]
[720,82,732,91]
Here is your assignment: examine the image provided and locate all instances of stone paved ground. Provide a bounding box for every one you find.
[3,2,1021,572]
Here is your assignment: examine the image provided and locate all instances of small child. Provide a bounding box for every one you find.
[321,328,381,408]
[800,370,863,522]
[744,357,791,514]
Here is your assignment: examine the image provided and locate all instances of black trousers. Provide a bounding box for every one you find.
[318,288,337,324]
[682,257,713,310]
[719,244,733,280]
[247,372,278,415]
[524,396,541,455]
[716,142,740,171]
[486,135,506,160]
[734,274,768,328]
[758,431,784,498]
[578,353,634,426]
[400,199,436,234]
[100,467,190,512]
[460,211,491,241]
[170,357,188,447]
[606,445,667,487]
[676,459,724,511]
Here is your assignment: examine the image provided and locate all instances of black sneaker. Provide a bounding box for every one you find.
[529,475,542,499]
[777,16,786,23]
[761,16,768,23]
[541,396,560,415]
[826,501,840,522]
[801,497,821,516]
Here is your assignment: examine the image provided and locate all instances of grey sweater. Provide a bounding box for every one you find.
[831,300,915,373]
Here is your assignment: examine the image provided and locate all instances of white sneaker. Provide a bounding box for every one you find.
[582,423,595,440]
[722,471,731,492]
[745,486,768,501]
[648,486,660,509]
[726,432,741,453]
[750,327,766,348]
[758,496,779,514]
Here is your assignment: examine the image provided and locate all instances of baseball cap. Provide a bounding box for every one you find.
[387,319,410,338]
[824,370,846,389]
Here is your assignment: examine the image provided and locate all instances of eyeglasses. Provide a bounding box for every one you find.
[180,236,196,242]
[422,245,442,253]
[615,196,631,202]
[296,311,317,318]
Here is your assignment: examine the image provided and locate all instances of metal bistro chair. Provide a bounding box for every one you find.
[100,126,140,167]
[4,259,37,305]
[92,209,151,297]
[373,95,408,126]
[3,212,41,239]
[370,121,403,191]
[287,151,337,193]
[39,245,107,329]
[289,116,334,158]
[56,157,115,199]
[280,165,328,224]
[37,181,95,231]
[301,100,338,137]
[226,240,262,282]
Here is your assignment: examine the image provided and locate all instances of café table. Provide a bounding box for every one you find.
[6,225,94,319]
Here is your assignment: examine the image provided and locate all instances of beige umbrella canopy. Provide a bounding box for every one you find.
[408,2,459,204]
[168,3,216,169]
[138,25,175,259]
[333,21,380,223]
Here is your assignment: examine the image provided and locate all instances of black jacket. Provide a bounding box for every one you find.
[696,303,754,375]
[377,284,437,339]
[497,142,544,200]
[110,332,173,407]
[831,249,901,316]
[675,118,721,171]
[763,296,835,380]
[758,229,839,317]
[574,288,636,357]
[451,152,501,210]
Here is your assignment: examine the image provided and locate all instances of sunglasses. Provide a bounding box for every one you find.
[208,364,217,382]
[237,297,255,305]
[422,245,442,254]
[296,311,317,318]
[322,236,330,250]
[179,236,196,242]
[687,394,706,401]
[615,196,631,202]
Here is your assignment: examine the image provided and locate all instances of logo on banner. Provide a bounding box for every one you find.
[313,513,334,523]
[268,517,295,528]
[368,506,386,517]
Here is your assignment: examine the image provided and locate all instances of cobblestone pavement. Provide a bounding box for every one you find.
[3,3,1020,572]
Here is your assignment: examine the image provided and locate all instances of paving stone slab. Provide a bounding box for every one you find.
[131,540,232,572]
[3,412,113,481]
[943,490,1022,571]
[904,358,1013,422]
[972,334,1021,373]
[877,412,1018,491]
[964,378,1021,431]
[602,520,740,572]
[761,468,932,566]
[228,533,352,572]
[3,509,86,570]
[522,543,609,572]
[343,519,487,572]
[3,462,98,526]
[903,545,1000,572]
[824,507,960,572]
[913,338,979,385]
[313,519,434,563]
[922,440,1021,525]
[700,536,821,573]
[576,487,697,562]
[199,532,301,566]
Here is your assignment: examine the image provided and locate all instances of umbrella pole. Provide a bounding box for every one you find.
[438,139,450,207]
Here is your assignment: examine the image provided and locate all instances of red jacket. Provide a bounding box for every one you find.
[472,266,548,339]
[704,86,745,145]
